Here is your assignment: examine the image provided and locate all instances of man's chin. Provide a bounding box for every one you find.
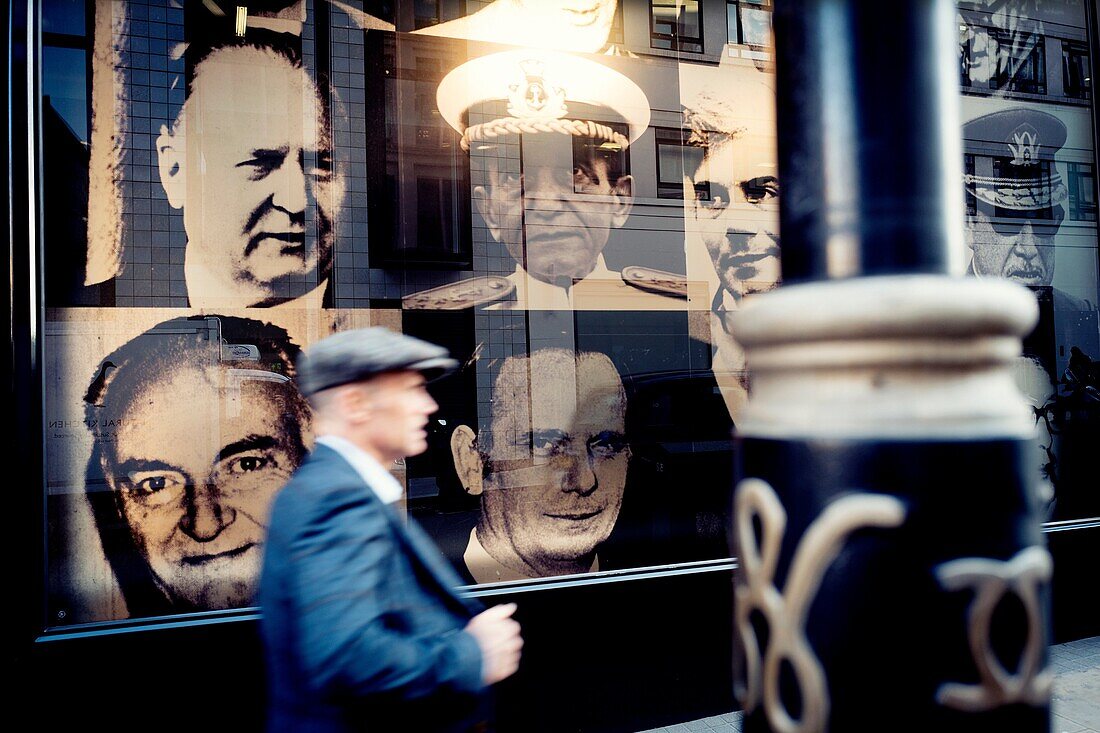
[527,261,597,285]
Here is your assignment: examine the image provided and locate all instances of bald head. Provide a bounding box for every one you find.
[451,348,630,579]
[156,43,344,307]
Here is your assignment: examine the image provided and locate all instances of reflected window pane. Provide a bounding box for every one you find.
[651,0,703,53]
[42,0,86,36]
[42,46,88,143]
[1063,40,1091,100]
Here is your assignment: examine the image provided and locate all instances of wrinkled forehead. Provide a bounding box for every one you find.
[182,47,326,149]
[489,352,625,438]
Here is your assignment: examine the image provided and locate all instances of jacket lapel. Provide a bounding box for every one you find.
[310,444,482,616]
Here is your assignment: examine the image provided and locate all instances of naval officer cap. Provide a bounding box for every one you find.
[962,108,1068,212]
[436,48,651,152]
[297,327,458,397]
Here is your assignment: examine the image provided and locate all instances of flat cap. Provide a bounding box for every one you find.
[297,327,458,397]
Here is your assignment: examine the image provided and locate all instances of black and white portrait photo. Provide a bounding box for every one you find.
[449,347,630,582]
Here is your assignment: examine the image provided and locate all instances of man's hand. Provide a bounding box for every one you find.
[465,603,523,685]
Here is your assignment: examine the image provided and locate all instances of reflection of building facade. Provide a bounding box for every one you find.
[16,1,1100,731]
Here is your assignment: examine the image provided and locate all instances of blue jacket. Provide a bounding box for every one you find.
[259,444,487,732]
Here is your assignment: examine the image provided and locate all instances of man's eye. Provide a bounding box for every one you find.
[741,176,779,204]
[588,432,626,457]
[532,439,558,458]
[237,153,285,180]
[139,476,168,492]
[700,183,730,211]
[126,472,184,495]
[305,152,334,182]
[573,166,597,184]
[227,455,271,474]
[306,166,334,183]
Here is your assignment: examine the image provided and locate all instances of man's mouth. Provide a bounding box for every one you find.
[563,3,602,26]
[544,508,603,521]
[181,542,257,566]
[245,231,306,256]
[1006,265,1045,283]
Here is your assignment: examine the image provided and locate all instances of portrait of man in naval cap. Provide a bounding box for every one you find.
[414,49,692,311]
[963,108,1069,290]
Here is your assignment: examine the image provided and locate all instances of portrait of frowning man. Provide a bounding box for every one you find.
[963,108,1068,289]
[680,69,781,421]
[449,348,630,582]
[82,316,310,617]
[155,40,345,309]
[430,50,687,310]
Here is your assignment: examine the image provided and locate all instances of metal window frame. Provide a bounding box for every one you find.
[649,0,705,54]
[653,126,709,200]
[9,0,1100,645]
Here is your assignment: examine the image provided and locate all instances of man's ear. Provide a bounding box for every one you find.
[450,424,484,496]
[98,450,119,492]
[156,124,185,210]
[472,185,501,233]
[610,174,634,227]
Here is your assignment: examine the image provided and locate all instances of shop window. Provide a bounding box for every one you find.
[727,0,772,49]
[572,121,630,194]
[1068,162,1097,221]
[655,128,708,200]
[989,29,1046,95]
[651,0,704,54]
[964,154,976,217]
[959,24,975,89]
[1063,40,1091,100]
[413,0,465,30]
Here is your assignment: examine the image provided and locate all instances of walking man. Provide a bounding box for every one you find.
[260,327,522,732]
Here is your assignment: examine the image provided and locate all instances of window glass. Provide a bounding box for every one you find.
[651,0,703,53]
[34,0,1099,630]
[959,0,1099,524]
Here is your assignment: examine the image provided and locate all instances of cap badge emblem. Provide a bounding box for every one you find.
[1008,127,1040,167]
[508,60,567,120]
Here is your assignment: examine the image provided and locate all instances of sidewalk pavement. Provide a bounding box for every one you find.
[639,635,1100,733]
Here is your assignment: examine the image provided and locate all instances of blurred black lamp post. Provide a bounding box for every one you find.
[730,1,1053,732]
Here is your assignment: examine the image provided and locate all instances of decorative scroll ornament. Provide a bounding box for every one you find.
[935,546,1053,712]
[734,479,907,733]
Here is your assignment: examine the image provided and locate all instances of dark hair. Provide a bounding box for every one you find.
[82,315,309,617]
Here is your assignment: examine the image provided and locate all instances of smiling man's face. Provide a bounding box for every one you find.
[480,350,629,575]
[514,0,618,31]
[107,363,302,609]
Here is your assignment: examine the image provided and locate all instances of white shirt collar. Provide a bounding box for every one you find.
[315,435,405,504]
[505,255,614,310]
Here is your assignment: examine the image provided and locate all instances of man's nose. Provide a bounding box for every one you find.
[179,482,235,542]
[1012,222,1040,257]
[271,158,308,215]
[557,451,598,497]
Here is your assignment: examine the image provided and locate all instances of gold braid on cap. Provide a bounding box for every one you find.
[964,173,1067,210]
[461,117,630,151]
